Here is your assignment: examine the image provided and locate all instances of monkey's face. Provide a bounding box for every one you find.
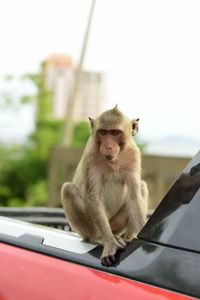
[89,106,139,162]
[96,129,125,161]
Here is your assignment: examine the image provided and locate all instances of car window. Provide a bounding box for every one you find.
[139,151,200,252]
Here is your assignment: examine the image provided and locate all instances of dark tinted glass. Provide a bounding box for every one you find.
[139,151,200,252]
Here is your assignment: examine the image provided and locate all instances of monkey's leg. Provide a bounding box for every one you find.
[141,180,149,215]
[108,204,129,247]
[123,180,148,243]
[109,203,128,234]
[61,182,100,242]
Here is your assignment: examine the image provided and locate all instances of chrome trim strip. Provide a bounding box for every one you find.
[0,217,96,254]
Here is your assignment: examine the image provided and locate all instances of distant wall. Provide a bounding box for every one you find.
[142,154,190,209]
[48,147,190,210]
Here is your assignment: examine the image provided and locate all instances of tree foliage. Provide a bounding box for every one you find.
[71,121,90,147]
[0,63,58,206]
[0,63,92,206]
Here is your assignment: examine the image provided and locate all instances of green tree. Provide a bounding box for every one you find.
[0,62,55,206]
[0,63,92,206]
[71,121,90,147]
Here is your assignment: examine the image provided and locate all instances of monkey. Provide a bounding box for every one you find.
[61,106,148,266]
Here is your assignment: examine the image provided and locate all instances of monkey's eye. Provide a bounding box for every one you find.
[110,130,121,136]
[99,129,107,136]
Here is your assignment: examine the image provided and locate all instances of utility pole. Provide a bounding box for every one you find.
[61,0,96,147]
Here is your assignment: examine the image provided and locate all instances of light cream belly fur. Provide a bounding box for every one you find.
[100,172,128,220]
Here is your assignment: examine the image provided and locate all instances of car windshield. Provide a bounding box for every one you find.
[139,150,200,252]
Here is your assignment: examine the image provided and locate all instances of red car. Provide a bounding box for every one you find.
[0,151,200,299]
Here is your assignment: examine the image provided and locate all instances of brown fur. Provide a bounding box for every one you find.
[61,107,148,266]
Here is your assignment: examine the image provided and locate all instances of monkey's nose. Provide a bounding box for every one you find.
[105,145,112,151]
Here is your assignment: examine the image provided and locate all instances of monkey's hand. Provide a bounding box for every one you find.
[101,238,125,267]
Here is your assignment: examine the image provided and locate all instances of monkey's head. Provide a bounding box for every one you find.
[89,106,139,162]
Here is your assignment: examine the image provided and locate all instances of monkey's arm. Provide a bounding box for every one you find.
[86,172,125,266]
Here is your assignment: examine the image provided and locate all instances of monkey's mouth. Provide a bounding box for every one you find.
[104,155,114,161]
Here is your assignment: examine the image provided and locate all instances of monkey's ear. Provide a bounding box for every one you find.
[131,118,139,136]
[113,104,118,111]
[89,117,95,129]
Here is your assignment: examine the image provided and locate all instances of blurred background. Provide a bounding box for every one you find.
[0,0,200,211]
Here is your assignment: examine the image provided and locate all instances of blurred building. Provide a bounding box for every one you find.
[44,54,105,121]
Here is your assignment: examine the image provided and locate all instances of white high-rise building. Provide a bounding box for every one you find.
[44,54,106,121]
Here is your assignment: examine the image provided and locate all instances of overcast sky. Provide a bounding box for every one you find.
[0,0,200,149]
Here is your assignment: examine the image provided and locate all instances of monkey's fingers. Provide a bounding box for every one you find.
[101,242,125,266]
[101,256,110,267]
[101,254,116,267]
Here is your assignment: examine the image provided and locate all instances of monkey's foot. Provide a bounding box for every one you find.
[114,235,127,247]
[123,232,137,243]
[101,240,125,267]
